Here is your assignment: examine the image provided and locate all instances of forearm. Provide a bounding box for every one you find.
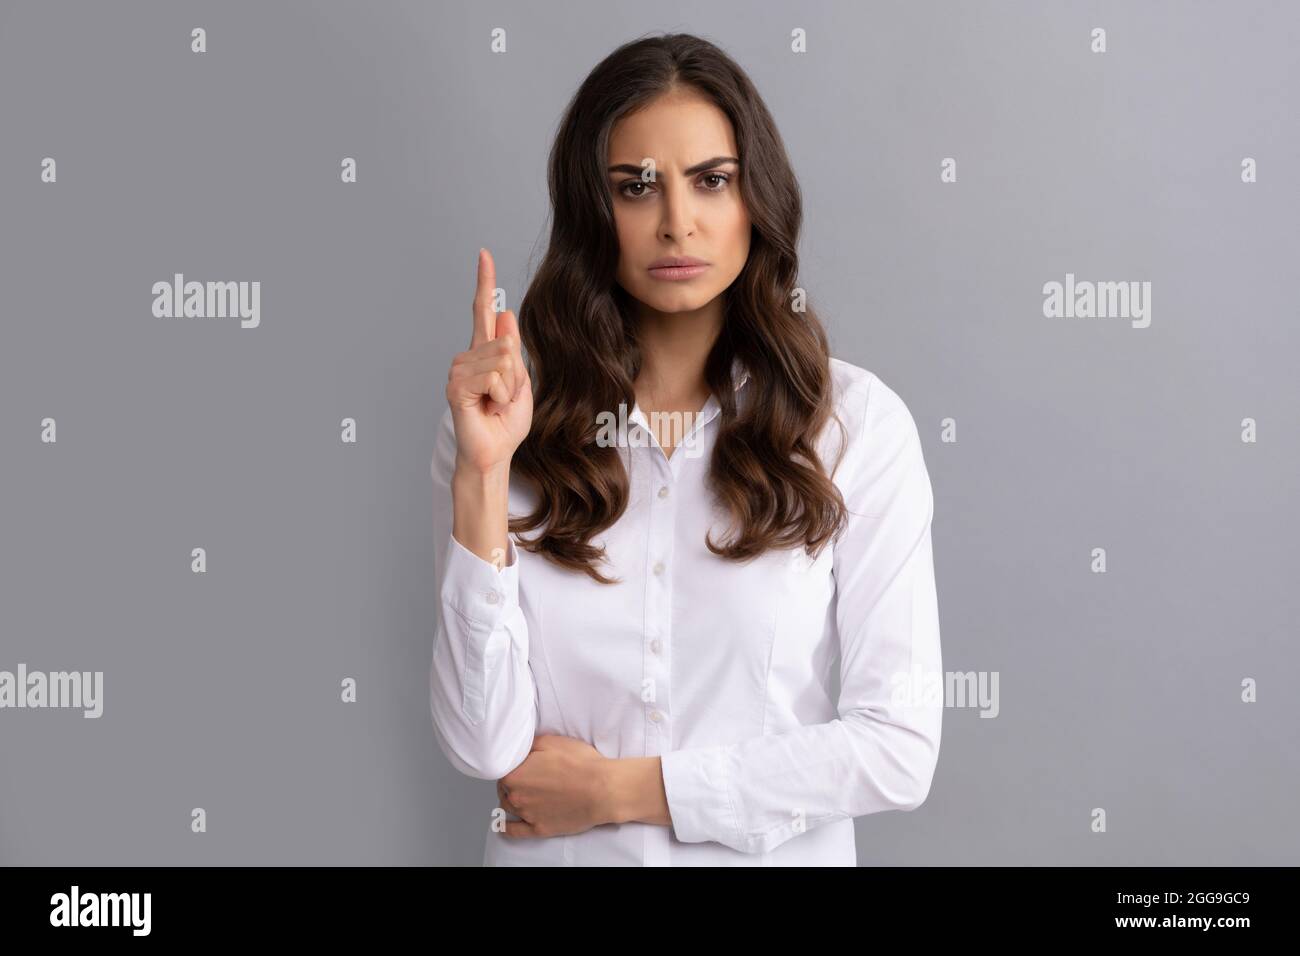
[603,757,672,827]
[452,462,512,564]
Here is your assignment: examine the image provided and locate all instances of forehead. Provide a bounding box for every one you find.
[607,90,737,166]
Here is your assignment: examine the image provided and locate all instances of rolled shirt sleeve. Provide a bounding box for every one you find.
[659,379,943,855]
[429,407,538,782]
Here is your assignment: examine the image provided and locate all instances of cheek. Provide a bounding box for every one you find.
[721,203,751,272]
[612,213,640,283]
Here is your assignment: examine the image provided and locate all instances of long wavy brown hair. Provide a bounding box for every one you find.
[510,32,849,584]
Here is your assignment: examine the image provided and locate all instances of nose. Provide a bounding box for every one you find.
[659,179,696,241]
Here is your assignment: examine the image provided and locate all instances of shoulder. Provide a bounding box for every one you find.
[827,357,921,453]
[822,358,931,517]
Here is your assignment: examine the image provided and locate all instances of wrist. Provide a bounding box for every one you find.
[452,459,510,489]
[599,757,629,825]
[600,756,663,826]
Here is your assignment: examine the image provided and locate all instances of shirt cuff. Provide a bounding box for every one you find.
[439,532,519,627]
[659,745,745,850]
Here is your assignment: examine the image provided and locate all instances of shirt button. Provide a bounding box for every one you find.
[649,710,663,723]
[650,638,662,654]
[652,561,665,576]
[657,485,669,499]
[485,591,500,605]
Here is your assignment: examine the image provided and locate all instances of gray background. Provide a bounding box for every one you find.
[1,0,1296,865]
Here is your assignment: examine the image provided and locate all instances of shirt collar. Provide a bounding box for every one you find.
[627,356,748,451]
[687,357,747,432]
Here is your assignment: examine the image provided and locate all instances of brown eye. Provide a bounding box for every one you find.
[619,181,650,198]
[700,172,731,191]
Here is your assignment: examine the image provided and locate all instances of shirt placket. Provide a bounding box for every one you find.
[628,396,723,865]
[632,415,673,866]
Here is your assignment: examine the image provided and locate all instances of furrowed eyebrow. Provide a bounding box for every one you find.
[606,155,739,177]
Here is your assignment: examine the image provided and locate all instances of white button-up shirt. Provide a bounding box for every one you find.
[429,357,942,865]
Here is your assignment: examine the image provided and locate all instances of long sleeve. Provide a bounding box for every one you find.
[429,407,538,782]
[658,381,943,855]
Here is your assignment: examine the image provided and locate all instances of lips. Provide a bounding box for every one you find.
[647,256,711,280]
[648,256,709,269]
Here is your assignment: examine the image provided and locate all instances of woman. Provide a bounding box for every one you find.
[430,32,942,866]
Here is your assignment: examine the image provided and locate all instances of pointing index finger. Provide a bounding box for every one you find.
[471,247,497,348]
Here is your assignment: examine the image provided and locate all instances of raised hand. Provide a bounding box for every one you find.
[446,248,533,477]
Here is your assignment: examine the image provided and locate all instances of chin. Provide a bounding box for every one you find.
[642,287,716,313]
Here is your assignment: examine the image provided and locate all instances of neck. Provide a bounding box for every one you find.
[632,297,724,411]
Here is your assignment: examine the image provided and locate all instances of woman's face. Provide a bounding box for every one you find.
[607,89,751,317]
